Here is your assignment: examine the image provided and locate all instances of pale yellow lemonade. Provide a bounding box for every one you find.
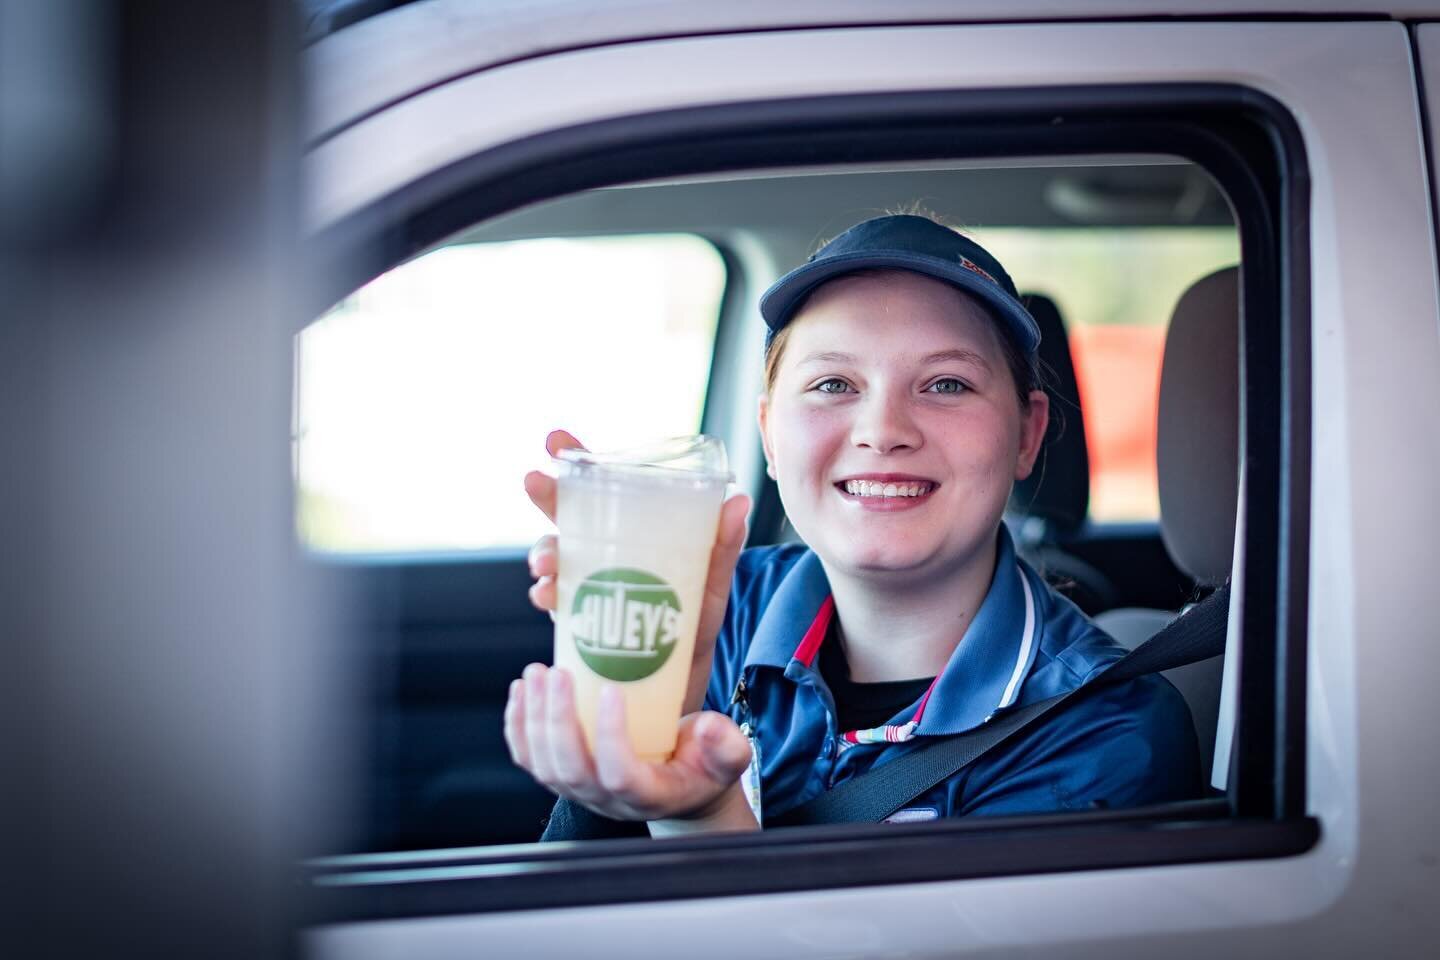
[553,439,729,761]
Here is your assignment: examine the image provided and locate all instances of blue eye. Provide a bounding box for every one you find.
[927,377,967,395]
[815,378,853,394]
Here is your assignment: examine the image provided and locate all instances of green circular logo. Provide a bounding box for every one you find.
[569,568,682,682]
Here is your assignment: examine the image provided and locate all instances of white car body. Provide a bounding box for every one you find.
[303,3,1440,956]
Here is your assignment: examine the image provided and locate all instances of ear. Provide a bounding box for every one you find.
[1014,390,1050,481]
[757,393,778,480]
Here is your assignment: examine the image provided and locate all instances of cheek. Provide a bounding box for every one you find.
[770,404,847,481]
[934,410,1022,477]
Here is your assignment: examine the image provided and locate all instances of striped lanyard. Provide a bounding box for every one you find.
[796,595,941,752]
[830,564,1039,750]
[837,677,939,750]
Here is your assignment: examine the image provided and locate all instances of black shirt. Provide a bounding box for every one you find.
[817,623,935,733]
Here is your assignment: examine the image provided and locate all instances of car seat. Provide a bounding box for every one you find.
[1094,266,1239,777]
[1007,293,1119,614]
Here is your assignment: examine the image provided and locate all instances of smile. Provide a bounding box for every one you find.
[836,478,937,500]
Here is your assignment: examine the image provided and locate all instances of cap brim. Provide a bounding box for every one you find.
[759,251,1040,354]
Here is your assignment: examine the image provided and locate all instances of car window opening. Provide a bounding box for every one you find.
[300,87,1310,917]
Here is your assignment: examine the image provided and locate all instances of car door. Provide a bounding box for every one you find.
[300,9,1439,959]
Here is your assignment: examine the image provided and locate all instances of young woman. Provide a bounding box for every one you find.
[506,214,1200,839]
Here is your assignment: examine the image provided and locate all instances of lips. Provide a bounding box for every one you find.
[840,478,934,498]
[834,474,939,508]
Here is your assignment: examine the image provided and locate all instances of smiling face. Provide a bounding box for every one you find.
[758,270,1049,583]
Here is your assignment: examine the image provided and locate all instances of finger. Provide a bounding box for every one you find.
[706,494,751,602]
[502,679,529,769]
[528,575,557,613]
[523,433,585,524]
[527,534,558,578]
[592,683,651,800]
[545,430,584,458]
[543,669,602,802]
[685,493,751,712]
[692,712,752,785]
[523,470,558,525]
[717,492,752,553]
[522,663,556,785]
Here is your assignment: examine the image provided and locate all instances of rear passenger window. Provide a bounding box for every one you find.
[971,227,1239,522]
[294,235,725,553]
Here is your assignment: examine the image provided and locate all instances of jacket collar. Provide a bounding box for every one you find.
[742,527,1042,735]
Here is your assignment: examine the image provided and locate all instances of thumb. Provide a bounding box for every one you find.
[693,713,751,785]
[546,429,584,458]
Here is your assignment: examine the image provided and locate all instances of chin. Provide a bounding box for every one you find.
[833,543,935,575]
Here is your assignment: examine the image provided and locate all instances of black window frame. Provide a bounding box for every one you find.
[303,81,1314,922]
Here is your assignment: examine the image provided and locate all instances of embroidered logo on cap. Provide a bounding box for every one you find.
[957,256,998,286]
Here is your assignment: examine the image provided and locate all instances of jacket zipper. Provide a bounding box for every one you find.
[731,676,763,825]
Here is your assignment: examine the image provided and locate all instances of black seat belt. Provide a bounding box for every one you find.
[769,583,1230,827]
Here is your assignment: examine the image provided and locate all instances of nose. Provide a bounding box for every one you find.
[850,387,922,455]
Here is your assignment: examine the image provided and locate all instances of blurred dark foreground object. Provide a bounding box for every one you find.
[1,3,354,957]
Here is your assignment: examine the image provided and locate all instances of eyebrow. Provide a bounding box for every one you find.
[795,351,858,366]
[922,349,992,371]
[793,348,993,370]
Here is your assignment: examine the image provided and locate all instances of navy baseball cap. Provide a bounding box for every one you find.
[759,215,1040,356]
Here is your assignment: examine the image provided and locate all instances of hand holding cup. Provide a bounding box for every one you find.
[503,662,752,825]
[508,430,754,826]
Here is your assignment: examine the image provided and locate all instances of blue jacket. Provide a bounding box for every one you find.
[703,528,1201,823]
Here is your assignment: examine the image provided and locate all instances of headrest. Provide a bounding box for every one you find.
[1009,293,1089,536]
[1157,267,1240,585]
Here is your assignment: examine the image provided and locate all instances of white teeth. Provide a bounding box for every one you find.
[843,480,933,498]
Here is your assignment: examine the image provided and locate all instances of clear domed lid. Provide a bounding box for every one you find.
[555,435,731,486]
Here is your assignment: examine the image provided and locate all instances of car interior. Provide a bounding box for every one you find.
[297,155,1243,854]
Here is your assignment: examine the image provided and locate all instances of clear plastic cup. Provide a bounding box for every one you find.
[552,436,732,762]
